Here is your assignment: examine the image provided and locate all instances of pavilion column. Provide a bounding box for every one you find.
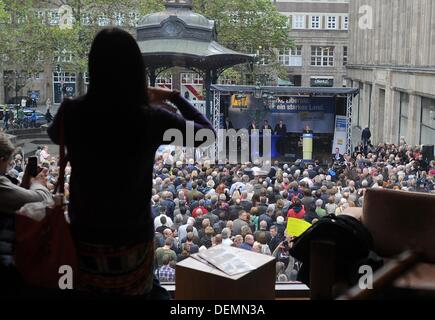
[204,69,212,120]
[0,68,4,104]
[149,68,157,87]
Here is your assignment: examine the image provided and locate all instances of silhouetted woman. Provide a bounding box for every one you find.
[48,28,214,298]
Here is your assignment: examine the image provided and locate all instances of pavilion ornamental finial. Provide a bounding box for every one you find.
[164,0,193,10]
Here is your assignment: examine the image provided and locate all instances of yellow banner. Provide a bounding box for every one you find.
[231,94,249,108]
[286,218,312,237]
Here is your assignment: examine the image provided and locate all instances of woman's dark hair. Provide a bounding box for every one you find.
[87,28,148,107]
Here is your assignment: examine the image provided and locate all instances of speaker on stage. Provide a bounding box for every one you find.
[422,145,434,162]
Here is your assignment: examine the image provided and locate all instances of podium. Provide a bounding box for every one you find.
[302,133,313,160]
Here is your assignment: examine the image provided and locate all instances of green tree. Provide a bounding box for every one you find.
[0,0,54,103]
[36,0,164,95]
[193,0,293,85]
[0,0,164,99]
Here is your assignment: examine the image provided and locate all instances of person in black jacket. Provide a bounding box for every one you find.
[361,127,371,147]
[47,28,214,298]
[274,120,287,136]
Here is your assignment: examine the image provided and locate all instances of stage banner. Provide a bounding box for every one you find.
[270,97,335,114]
[332,115,347,155]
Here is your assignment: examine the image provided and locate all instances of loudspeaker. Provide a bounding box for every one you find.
[422,145,434,162]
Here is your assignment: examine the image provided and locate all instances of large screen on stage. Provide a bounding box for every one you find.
[227,96,336,134]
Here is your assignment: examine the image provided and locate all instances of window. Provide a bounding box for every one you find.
[292,15,305,29]
[84,72,90,93]
[218,75,238,85]
[36,11,45,23]
[82,14,92,26]
[327,16,337,29]
[97,15,109,26]
[311,16,320,29]
[53,72,77,104]
[343,46,348,66]
[48,11,60,25]
[252,47,271,66]
[114,13,125,26]
[84,72,90,85]
[37,51,44,62]
[181,72,203,85]
[17,14,27,24]
[53,72,76,83]
[128,12,140,27]
[279,46,302,67]
[399,92,409,142]
[156,73,173,89]
[55,50,73,63]
[421,98,435,145]
[311,46,334,67]
[343,16,349,30]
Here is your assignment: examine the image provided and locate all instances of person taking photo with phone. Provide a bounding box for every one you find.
[0,133,53,295]
[0,134,52,214]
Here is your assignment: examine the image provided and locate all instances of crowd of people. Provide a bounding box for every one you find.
[1,28,434,299]
[2,137,434,286]
[149,141,435,283]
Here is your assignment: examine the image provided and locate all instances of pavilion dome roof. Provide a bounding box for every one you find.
[138,8,214,31]
[136,0,254,71]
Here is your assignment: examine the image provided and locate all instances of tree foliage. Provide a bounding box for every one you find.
[193,0,293,84]
[0,0,292,88]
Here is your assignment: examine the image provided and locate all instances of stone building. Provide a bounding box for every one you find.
[274,0,349,87]
[347,0,435,147]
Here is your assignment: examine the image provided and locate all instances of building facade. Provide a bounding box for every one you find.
[347,0,435,147]
[0,2,140,106]
[274,0,349,87]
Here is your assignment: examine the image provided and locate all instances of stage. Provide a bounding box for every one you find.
[212,85,359,165]
[220,132,334,165]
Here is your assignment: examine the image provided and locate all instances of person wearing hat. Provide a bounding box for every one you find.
[274,216,286,238]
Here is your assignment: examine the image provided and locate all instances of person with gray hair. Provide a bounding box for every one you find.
[254,220,271,244]
[172,214,184,233]
[221,228,233,246]
[231,211,249,236]
[178,216,198,241]
[240,234,254,251]
[315,199,326,218]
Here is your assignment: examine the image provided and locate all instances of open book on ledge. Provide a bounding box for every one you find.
[191,245,256,276]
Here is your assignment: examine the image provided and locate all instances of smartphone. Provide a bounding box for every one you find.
[282,240,289,251]
[28,157,38,177]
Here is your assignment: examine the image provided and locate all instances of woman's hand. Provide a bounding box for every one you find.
[148,87,179,113]
[148,87,179,104]
[32,168,49,187]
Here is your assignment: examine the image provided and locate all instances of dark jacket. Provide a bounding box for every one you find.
[274,124,287,136]
[48,95,213,246]
[361,128,371,141]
